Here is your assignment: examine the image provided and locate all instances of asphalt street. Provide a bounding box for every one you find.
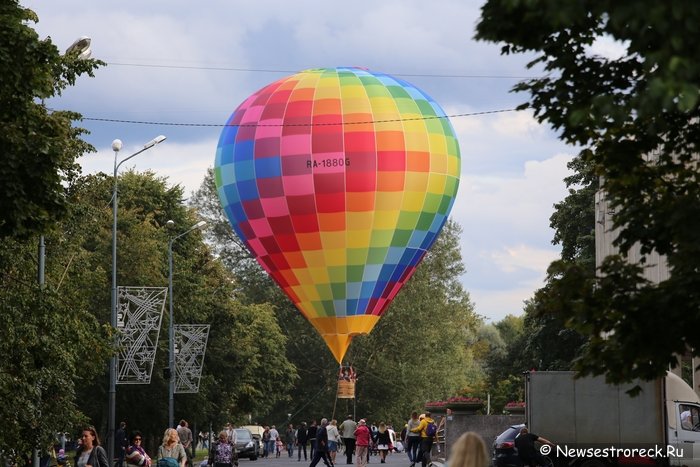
[237,450,414,467]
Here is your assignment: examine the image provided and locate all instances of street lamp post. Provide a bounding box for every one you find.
[167,220,206,428]
[109,135,166,463]
[32,35,94,467]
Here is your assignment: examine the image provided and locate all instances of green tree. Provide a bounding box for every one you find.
[64,171,297,440]
[0,170,297,453]
[549,156,597,271]
[0,2,101,238]
[476,1,700,383]
[481,315,525,412]
[0,221,110,456]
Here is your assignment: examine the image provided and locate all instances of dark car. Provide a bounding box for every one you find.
[235,428,259,461]
[492,424,526,467]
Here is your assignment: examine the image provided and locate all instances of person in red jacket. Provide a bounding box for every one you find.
[353,420,371,467]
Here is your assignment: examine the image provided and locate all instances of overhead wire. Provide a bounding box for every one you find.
[77,108,518,127]
[67,61,526,127]
[105,61,537,80]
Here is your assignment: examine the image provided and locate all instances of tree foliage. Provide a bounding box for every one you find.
[0,1,101,238]
[0,218,110,456]
[476,0,700,383]
[67,171,297,440]
[0,170,298,455]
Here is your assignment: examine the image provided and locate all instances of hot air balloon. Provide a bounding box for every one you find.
[214,67,460,363]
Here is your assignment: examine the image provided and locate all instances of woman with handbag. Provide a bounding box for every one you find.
[74,426,109,467]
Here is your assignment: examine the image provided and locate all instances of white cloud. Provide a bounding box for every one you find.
[449,110,575,320]
[588,35,629,61]
[82,139,216,196]
[470,284,542,322]
[490,244,560,274]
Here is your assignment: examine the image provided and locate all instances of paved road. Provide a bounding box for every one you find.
[236,450,414,467]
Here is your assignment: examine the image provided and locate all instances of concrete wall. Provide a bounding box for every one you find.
[431,413,525,461]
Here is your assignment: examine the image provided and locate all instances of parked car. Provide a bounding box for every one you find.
[234,428,259,461]
[240,425,265,458]
[492,424,525,467]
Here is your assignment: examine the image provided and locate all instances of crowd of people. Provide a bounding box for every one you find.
[41,420,196,467]
[217,410,486,467]
[32,412,499,467]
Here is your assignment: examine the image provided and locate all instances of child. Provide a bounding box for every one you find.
[275,439,283,458]
[57,449,68,466]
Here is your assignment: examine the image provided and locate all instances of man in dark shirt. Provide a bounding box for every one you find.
[296,422,309,461]
[309,419,332,467]
[514,428,554,467]
[307,420,318,459]
[115,422,127,467]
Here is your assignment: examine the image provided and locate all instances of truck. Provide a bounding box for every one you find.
[525,371,700,467]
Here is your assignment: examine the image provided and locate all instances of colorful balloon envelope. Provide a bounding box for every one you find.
[214,67,461,363]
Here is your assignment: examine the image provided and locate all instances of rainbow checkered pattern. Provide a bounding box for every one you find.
[214,67,461,362]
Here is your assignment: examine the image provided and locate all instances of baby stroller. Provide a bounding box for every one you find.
[57,449,68,467]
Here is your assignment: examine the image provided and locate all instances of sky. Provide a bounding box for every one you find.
[23,0,578,323]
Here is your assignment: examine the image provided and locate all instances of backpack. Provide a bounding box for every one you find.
[158,458,179,467]
[425,422,438,437]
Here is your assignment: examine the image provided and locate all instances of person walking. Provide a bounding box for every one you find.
[405,412,421,467]
[224,424,237,452]
[338,415,357,465]
[176,421,193,467]
[353,420,370,467]
[307,420,318,460]
[387,426,396,453]
[158,428,187,467]
[326,420,340,465]
[75,426,109,467]
[269,426,280,458]
[209,431,237,467]
[285,424,296,458]
[116,422,128,467]
[296,422,309,462]
[410,412,436,467]
[308,418,333,467]
[375,423,390,464]
[262,427,271,458]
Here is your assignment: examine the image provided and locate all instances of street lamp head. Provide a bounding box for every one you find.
[166,220,175,228]
[65,36,92,60]
[144,135,167,149]
[194,220,207,229]
[112,139,123,152]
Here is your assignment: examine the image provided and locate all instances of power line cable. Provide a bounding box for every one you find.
[77,108,517,127]
[105,61,537,80]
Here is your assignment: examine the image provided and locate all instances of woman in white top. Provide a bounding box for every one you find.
[74,426,109,467]
[405,412,422,467]
[326,419,341,464]
[158,428,187,467]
